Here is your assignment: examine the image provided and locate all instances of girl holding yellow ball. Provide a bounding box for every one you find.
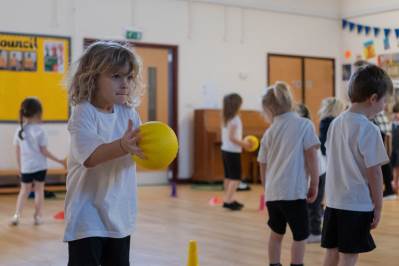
[221,93,253,211]
[64,41,144,266]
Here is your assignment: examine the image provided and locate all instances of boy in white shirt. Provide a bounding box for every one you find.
[322,64,393,266]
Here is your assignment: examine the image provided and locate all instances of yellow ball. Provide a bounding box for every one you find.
[132,121,179,170]
[244,135,259,152]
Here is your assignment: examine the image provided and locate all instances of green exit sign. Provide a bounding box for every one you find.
[126,30,142,40]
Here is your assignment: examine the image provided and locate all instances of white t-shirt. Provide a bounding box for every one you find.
[325,111,389,212]
[257,112,320,201]
[64,102,141,242]
[13,124,48,174]
[221,115,242,153]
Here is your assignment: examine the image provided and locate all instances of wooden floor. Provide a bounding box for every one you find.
[0,185,398,266]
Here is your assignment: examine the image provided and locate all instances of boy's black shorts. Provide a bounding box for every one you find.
[321,207,376,253]
[266,199,309,241]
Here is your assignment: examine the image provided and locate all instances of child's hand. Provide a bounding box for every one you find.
[371,208,381,229]
[244,139,253,151]
[307,184,318,203]
[121,120,146,159]
[60,158,67,169]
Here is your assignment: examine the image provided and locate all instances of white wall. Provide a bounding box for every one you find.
[340,1,399,101]
[0,0,342,180]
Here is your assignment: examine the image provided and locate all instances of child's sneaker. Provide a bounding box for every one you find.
[223,202,242,211]
[10,214,20,226]
[34,215,43,225]
[307,234,322,243]
[232,201,244,208]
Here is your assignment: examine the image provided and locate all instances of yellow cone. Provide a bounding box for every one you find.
[186,240,199,266]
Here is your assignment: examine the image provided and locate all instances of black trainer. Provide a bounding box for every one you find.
[232,201,244,208]
[223,202,242,211]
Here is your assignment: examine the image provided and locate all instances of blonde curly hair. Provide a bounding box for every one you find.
[318,97,345,120]
[67,41,143,107]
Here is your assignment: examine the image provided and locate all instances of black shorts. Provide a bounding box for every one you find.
[221,151,242,180]
[321,207,375,254]
[68,236,131,266]
[21,170,47,183]
[266,199,309,241]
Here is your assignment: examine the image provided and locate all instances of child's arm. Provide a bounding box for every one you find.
[366,165,383,229]
[259,163,267,188]
[305,145,320,203]
[84,119,144,168]
[39,147,66,168]
[228,124,252,150]
[15,144,21,176]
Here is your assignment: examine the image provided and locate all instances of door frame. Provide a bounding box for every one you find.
[84,39,179,180]
[267,53,336,103]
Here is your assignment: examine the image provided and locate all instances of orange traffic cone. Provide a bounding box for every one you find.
[186,240,199,266]
[54,211,64,220]
[208,196,223,206]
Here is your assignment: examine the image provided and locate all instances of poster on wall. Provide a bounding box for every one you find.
[44,41,64,73]
[363,40,376,59]
[0,32,70,122]
[378,53,399,80]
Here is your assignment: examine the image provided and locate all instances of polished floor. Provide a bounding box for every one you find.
[0,185,398,265]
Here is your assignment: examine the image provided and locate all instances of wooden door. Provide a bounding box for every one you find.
[134,47,171,172]
[268,55,303,104]
[268,54,335,132]
[135,47,169,124]
[304,58,334,132]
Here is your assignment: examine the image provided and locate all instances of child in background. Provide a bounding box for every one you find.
[221,93,252,211]
[391,102,399,193]
[322,64,392,266]
[258,82,320,266]
[11,97,66,226]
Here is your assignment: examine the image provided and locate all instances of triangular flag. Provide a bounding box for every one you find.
[384,28,391,38]
[395,29,399,39]
[374,27,381,37]
[357,24,364,34]
[365,26,371,35]
[349,22,356,32]
[342,19,348,29]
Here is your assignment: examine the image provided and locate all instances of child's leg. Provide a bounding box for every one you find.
[308,174,326,237]
[15,182,33,216]
[323,248,339,266]
[227,180,240,202]
[291,240,306,264]
[223,178,230,202]
[33,181,45,218]
[269,231,284,264]
[338,252,358,266]
[382,163,395,196]
[393,167,399,192]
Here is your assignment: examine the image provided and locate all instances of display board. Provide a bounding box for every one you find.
[0,32,70,122]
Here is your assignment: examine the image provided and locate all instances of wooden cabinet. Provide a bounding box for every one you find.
[193,109,268,182]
